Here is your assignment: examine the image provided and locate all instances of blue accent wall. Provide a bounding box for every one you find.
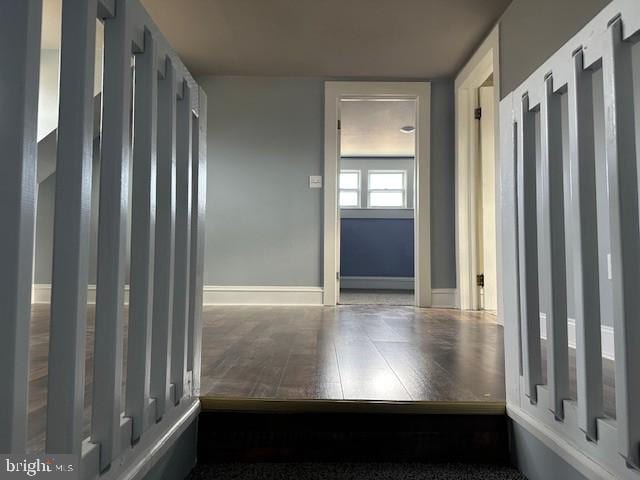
[340,218,414,277]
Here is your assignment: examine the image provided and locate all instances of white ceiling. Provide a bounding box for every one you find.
[340,100,416,157]
[138,0,511,78]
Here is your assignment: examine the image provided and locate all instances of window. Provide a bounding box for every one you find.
[367,170,406,208]
[339,170,361,208]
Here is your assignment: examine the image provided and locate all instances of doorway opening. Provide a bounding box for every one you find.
[323,82,431,307]
[455,26,500,319]
[477,77,497,313]
[337,99,417,306]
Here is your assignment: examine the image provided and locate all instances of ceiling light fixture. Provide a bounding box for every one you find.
[400,126,415,133]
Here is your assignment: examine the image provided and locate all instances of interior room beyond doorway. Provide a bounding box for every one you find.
[338,99,417,306]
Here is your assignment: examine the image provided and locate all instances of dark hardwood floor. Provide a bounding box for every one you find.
[25,302,615,453]
[200,305,506,402]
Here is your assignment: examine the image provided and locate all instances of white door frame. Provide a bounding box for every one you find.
[454,26,501,320]
[323,81,431,307]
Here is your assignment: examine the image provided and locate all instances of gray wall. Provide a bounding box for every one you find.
[34,172,56,284]
[430,81,456,288]
[34,139,101,285]
[499,0,612,97]
[199,76,325,287]
[198,77,457,289]
[33,78,457,290]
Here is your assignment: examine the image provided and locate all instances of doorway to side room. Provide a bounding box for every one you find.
[476,77,497,313]
[455,27,500,318]
[337,99,417,306]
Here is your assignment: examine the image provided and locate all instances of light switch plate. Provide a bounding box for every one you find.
[309,175,323,188]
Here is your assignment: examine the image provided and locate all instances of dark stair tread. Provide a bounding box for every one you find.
[197,409,510,464]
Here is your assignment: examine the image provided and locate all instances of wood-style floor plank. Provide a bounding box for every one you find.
[26,302,617,453]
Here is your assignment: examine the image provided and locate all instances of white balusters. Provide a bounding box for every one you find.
[567,50,604,441]
[92,0,133,469]
[151,58,177,421]
[189,89,208,396]
[501,2,640,478]
[516,95,542,403]
[126,27,158,443]
[1,0,205,476]
[498,101,522,406]
[602,18,640,468]
[539,76,570,419]
[46,0,99,455]
[171,82,193,403]
[0,0,42,454]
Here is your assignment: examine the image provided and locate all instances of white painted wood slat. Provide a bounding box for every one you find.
[171,82,193,403]
[539,76,570,420]
[188,89,208,395]
[46,0,98,455]
[126,27,158,443]
[92,0,133,469]
[0,0,42,454]
[150,58,177,420]
[566,50,604,442]
[516,95,543,403]
[602,18,640,468]
[498,99,522,406]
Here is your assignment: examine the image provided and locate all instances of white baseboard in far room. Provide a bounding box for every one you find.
[430,288,458,309]
[539,313,615,361]
[32,284,131,305]
[202,285,324,306]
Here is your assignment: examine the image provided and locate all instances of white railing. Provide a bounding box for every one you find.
[500,0,640,478]
[1,0,207,478]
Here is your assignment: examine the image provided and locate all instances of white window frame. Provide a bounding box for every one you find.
[367,169,407,209]
[339,169,361,208]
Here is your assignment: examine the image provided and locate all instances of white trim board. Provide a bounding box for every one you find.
[33,284,456,308]
[32,284,130,304]
[430,288,458,309]
[454,25,501,320]
[324,81,431,307]
[202,286,324,306]
[340,276,414,290]
[539,313,615,361]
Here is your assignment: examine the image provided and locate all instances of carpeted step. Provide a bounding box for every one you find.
[187,462,526,480]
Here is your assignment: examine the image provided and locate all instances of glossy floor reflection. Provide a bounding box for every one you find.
[339,289,415,306]
[25,303,619,453]
[200,305,506,402]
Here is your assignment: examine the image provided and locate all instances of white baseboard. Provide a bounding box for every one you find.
[32,284,52,304]
[431,288,458,309]
[32,283,457,309]
[539,313,615,361]
[202,285,324,306]
[32,284,131,304]
[340,276,414,290]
